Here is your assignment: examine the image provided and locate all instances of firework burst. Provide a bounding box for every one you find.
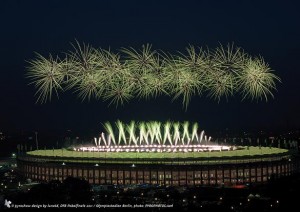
[26,42,280,108]
[26,53,64,103]
[238,57,281,101]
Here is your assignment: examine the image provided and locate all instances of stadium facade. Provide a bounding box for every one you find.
[17,151,299,186]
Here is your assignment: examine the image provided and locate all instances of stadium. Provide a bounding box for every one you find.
[17,121,299,186]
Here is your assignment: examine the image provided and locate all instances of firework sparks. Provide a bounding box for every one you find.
[27,42,280,108]
[71,120,235,153]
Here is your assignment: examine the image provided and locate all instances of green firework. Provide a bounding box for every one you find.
[26,42,281,109]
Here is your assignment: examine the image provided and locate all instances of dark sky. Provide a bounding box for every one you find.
[0,0,299,135]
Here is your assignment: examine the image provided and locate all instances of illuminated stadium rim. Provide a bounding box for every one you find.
[74,144,234,153]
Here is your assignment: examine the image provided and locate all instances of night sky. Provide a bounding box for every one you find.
[0,0,299,136]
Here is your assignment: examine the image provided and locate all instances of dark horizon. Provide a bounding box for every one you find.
[1,0,300,135]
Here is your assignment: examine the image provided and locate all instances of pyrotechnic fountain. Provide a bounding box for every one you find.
[74,121,233,153]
